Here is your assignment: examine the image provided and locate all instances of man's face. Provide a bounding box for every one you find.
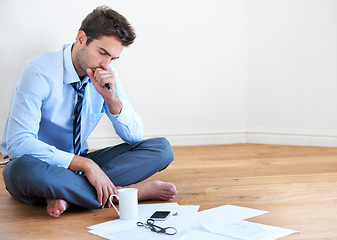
[75,34,124,77]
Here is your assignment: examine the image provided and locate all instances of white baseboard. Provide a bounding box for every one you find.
[87,130,337,148]
[161,131,247,146]
[247,131,337,147]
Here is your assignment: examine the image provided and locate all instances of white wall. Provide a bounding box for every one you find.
[0,0,336,149]
[247,0,337,147]
[95,0,248,147]
[0,0,248,149]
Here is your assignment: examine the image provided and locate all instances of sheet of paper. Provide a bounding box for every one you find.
[197,204,268,225]
[88,204,298,240]
[88,202,179,230]
[202,220,298,240]
[88,203,200,240]
[180,226,240,240]
[91,224,185,240]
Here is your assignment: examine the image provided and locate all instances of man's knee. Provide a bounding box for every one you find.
[3,155,47,204]
[146,137,174,168]
[3,155,50,195]
[5,155,45,179]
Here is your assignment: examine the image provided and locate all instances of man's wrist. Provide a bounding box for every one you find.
[69,155,93,173]
[107,97,123,115]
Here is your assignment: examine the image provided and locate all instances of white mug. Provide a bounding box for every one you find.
[109,188,138,220]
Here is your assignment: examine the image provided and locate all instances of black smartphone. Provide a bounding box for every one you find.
[150,211,171,221]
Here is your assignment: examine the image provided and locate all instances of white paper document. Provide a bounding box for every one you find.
[202,220,298,240]
[197,205,298,240]
[88,203,298,240]
[88,203,200,240]
[88,202,179,231]
[180,226,240,240]
[197,204,268,225]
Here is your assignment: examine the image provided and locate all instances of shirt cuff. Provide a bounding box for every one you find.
[53,147,75,168]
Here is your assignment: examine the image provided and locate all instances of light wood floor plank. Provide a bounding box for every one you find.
[1,144,337,239]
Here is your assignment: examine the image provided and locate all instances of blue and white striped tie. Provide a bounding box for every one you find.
[71,82,87,155]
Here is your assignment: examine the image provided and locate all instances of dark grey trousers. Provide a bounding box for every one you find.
[2,137,174,209]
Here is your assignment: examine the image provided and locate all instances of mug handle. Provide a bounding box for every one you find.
[109,194,119,216]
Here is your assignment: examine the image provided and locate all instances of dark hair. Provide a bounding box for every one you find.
[79,6,136,46]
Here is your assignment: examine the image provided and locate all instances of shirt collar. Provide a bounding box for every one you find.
[63,43,90,86]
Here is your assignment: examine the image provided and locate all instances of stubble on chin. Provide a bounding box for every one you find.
[76,48,90,77]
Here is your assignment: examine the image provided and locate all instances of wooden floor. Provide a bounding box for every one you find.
[1,144,337,239]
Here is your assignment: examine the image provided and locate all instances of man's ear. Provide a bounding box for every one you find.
[76,31,87,45]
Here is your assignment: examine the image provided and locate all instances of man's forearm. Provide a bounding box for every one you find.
[68,155,93,172]
[106,96,123,115]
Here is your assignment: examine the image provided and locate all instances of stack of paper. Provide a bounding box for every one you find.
[88,203,298,240]
[88,203,199,240]
[192,205,298,240]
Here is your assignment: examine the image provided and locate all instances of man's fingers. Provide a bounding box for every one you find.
[94,69,112,78]
[105,186,113,207]
[93,69,115,85]
[86,68,95,80]
[101,187,109,208]
[96,187,103,207]
[97,76,114,88]
[112,185,118,195]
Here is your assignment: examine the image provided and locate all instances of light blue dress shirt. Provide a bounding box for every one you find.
[1,44,143,168]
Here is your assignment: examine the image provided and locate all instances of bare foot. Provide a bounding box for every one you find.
[46,199,71,218]
[126,180,177,201]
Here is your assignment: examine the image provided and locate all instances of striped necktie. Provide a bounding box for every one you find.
[71,82,87,155]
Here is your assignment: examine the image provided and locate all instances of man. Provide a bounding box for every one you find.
[1,6,177,218]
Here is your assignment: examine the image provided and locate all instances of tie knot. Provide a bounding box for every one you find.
[71,82,87,93]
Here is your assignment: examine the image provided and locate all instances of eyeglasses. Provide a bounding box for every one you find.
[137,218,177,235]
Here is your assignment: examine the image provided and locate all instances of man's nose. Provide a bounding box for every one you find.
[100,59,110,70]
